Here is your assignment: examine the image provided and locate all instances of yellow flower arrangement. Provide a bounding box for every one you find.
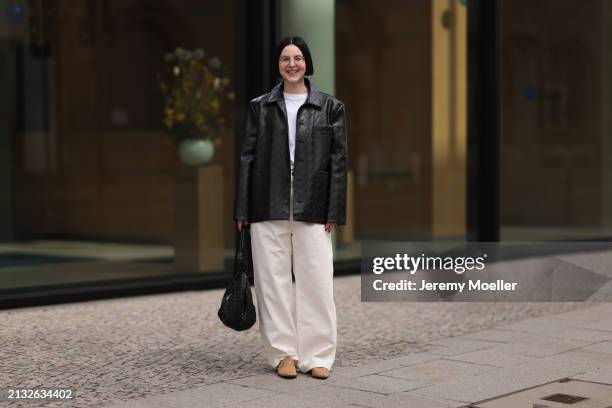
[158,47,234,145]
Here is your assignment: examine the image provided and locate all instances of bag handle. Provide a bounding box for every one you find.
[239,225,246,252]
[234,225,250,277]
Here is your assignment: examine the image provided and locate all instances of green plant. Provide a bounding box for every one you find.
[158,47,234,145]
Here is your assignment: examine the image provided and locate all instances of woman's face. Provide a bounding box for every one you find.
[278,44,306,85]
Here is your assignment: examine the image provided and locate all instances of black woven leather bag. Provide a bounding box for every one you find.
[218,226,256,331]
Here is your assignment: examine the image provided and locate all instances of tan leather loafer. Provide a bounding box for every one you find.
[310,367,330,379]
[276,357,297,379]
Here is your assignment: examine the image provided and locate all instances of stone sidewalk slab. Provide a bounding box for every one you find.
[377,393,463,408]
[543,350,612,370]
[458,328,531,343]
[578,340,612,355]
[103,382,276,408]
[103,302,612,408]
[572,366,612,384]
[284,383,400,407]
[332,352,440,378]
[495,302,612,333]
[288,383,465,408]
[379,359,494,383]
[446,347,537,368]
[406,344,612,403]
[226,371,353,392]
[229,393,336,408]
[472,378,612,408]
[479,335,597,358]
[580,317,612,332]
[331,373,430,394]
[8,274,612,407]
[406,362,579,402]
[425,337,500,356]
[540,327,612,342]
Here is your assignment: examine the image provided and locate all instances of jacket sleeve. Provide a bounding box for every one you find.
[234,100,259,221]
[327,102,348,225]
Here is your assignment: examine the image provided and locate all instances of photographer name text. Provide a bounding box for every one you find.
[372,279,517,292]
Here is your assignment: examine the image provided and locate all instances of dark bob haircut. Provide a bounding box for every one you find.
[275,36,314,77]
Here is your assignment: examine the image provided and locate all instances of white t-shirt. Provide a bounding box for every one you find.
[283,91,308,170]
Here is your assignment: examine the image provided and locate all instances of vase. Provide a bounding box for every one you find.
[178,137,215,166]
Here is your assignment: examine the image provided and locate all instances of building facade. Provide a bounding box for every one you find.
[1,0,611,307]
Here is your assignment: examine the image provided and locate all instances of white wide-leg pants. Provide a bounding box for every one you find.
[250,173,337,373]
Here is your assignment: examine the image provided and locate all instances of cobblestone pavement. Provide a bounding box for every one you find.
[1,274,595,407]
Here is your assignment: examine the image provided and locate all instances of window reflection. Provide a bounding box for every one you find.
[0,0,236,290]
[500,0,612,241]
[336,0,467,241]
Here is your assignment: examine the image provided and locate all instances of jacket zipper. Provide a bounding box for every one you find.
[292,105,305,221]
[277,99,293,220]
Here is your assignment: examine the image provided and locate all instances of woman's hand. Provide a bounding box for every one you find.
[237,219,249,231]
[325,223,337,233]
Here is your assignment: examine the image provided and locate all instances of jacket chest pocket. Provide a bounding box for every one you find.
[312,125,332,150]
[313,125,332,134]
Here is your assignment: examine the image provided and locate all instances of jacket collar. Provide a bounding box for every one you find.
[267,77,323,108]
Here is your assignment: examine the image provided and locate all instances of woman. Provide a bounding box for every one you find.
[233,36,347,380]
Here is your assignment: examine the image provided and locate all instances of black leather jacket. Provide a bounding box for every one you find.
[234,78,347,225]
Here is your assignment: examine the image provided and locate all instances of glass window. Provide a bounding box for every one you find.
[0,0,236,290]
[335,0,468,242]
[500,0,612,241]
